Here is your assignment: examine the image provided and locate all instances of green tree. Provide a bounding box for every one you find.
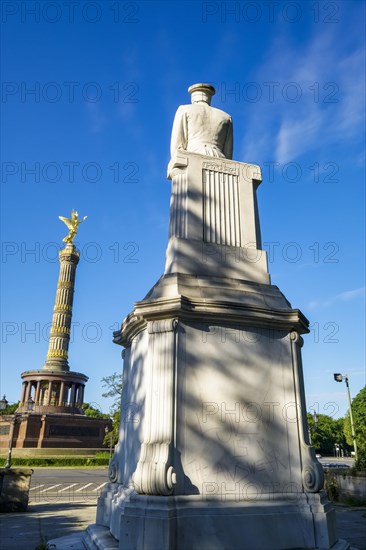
[103,410,120,447]
[101,372,123,412]
[0,401,20,415]
[307,413,347,455]
[343,386,366,468]
[82,402,110,419]
[101,372,123,446]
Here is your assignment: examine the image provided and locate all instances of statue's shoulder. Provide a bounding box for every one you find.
[175,104,190,114]
[210,105,232,121]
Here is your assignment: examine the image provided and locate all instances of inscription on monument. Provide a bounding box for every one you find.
[49,425,100,437]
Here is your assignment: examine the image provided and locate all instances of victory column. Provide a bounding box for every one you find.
[12,211,108,450]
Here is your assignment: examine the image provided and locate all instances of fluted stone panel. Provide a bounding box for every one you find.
[203,168,241,246]
[169,172,188,239]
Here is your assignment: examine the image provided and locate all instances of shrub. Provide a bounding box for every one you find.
[324,472,339,501]
[355,448,366,471]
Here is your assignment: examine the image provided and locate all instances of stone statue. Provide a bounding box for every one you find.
[168,83,233,177]
[48,79,341,550]
[59,209,87,244]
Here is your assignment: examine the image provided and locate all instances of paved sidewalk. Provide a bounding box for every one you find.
[333,504,366,550]
[0,499,96,549]
[0,500,365,549]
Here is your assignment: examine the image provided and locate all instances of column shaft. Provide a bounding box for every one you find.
[59,381,65,406]
[44,244,80,372]
[46,381,52,405]
[20,382,26,403]
[24,382,31,402]
[70,383,76,406]
[35,381,41,403]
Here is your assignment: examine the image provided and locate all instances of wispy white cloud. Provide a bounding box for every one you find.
[307,286,365,310]
[335,49,365,136]
[338,288,366,301]
[241,24,365,165]
[276,114,321,165]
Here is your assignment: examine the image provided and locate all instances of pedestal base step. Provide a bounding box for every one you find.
[47,525,119,549]
[80,491,352,550]
[46,532,85,549]
[46,529,351,550]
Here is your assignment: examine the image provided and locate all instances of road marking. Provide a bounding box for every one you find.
[75,482,94,493]
[59,483,78,493]
[29,485,45,491]
[93,482,107,491]
[39,484,62,493]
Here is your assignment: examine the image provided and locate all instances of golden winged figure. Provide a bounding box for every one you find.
[59,210,87,244]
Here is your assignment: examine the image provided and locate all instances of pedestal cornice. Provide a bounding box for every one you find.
[114,273,309,347]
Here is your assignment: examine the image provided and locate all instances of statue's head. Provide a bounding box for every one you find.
[188,83,215,105]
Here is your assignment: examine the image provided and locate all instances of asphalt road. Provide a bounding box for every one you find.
[29,468,109,503]
[28,459,353,504]
[318,457,354,466]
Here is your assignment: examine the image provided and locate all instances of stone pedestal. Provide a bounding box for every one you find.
[165,153,269,283]
[0,468,33,512]
[89,491,339,550]
[84,153,346,549]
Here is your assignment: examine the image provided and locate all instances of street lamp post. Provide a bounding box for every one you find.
[333,373,358,462]
[0,395,35,469]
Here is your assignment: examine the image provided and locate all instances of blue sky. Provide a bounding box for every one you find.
[1,0,365,418]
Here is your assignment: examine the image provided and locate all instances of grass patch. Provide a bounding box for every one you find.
[0,457,110,467]
[95,452,111,459]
